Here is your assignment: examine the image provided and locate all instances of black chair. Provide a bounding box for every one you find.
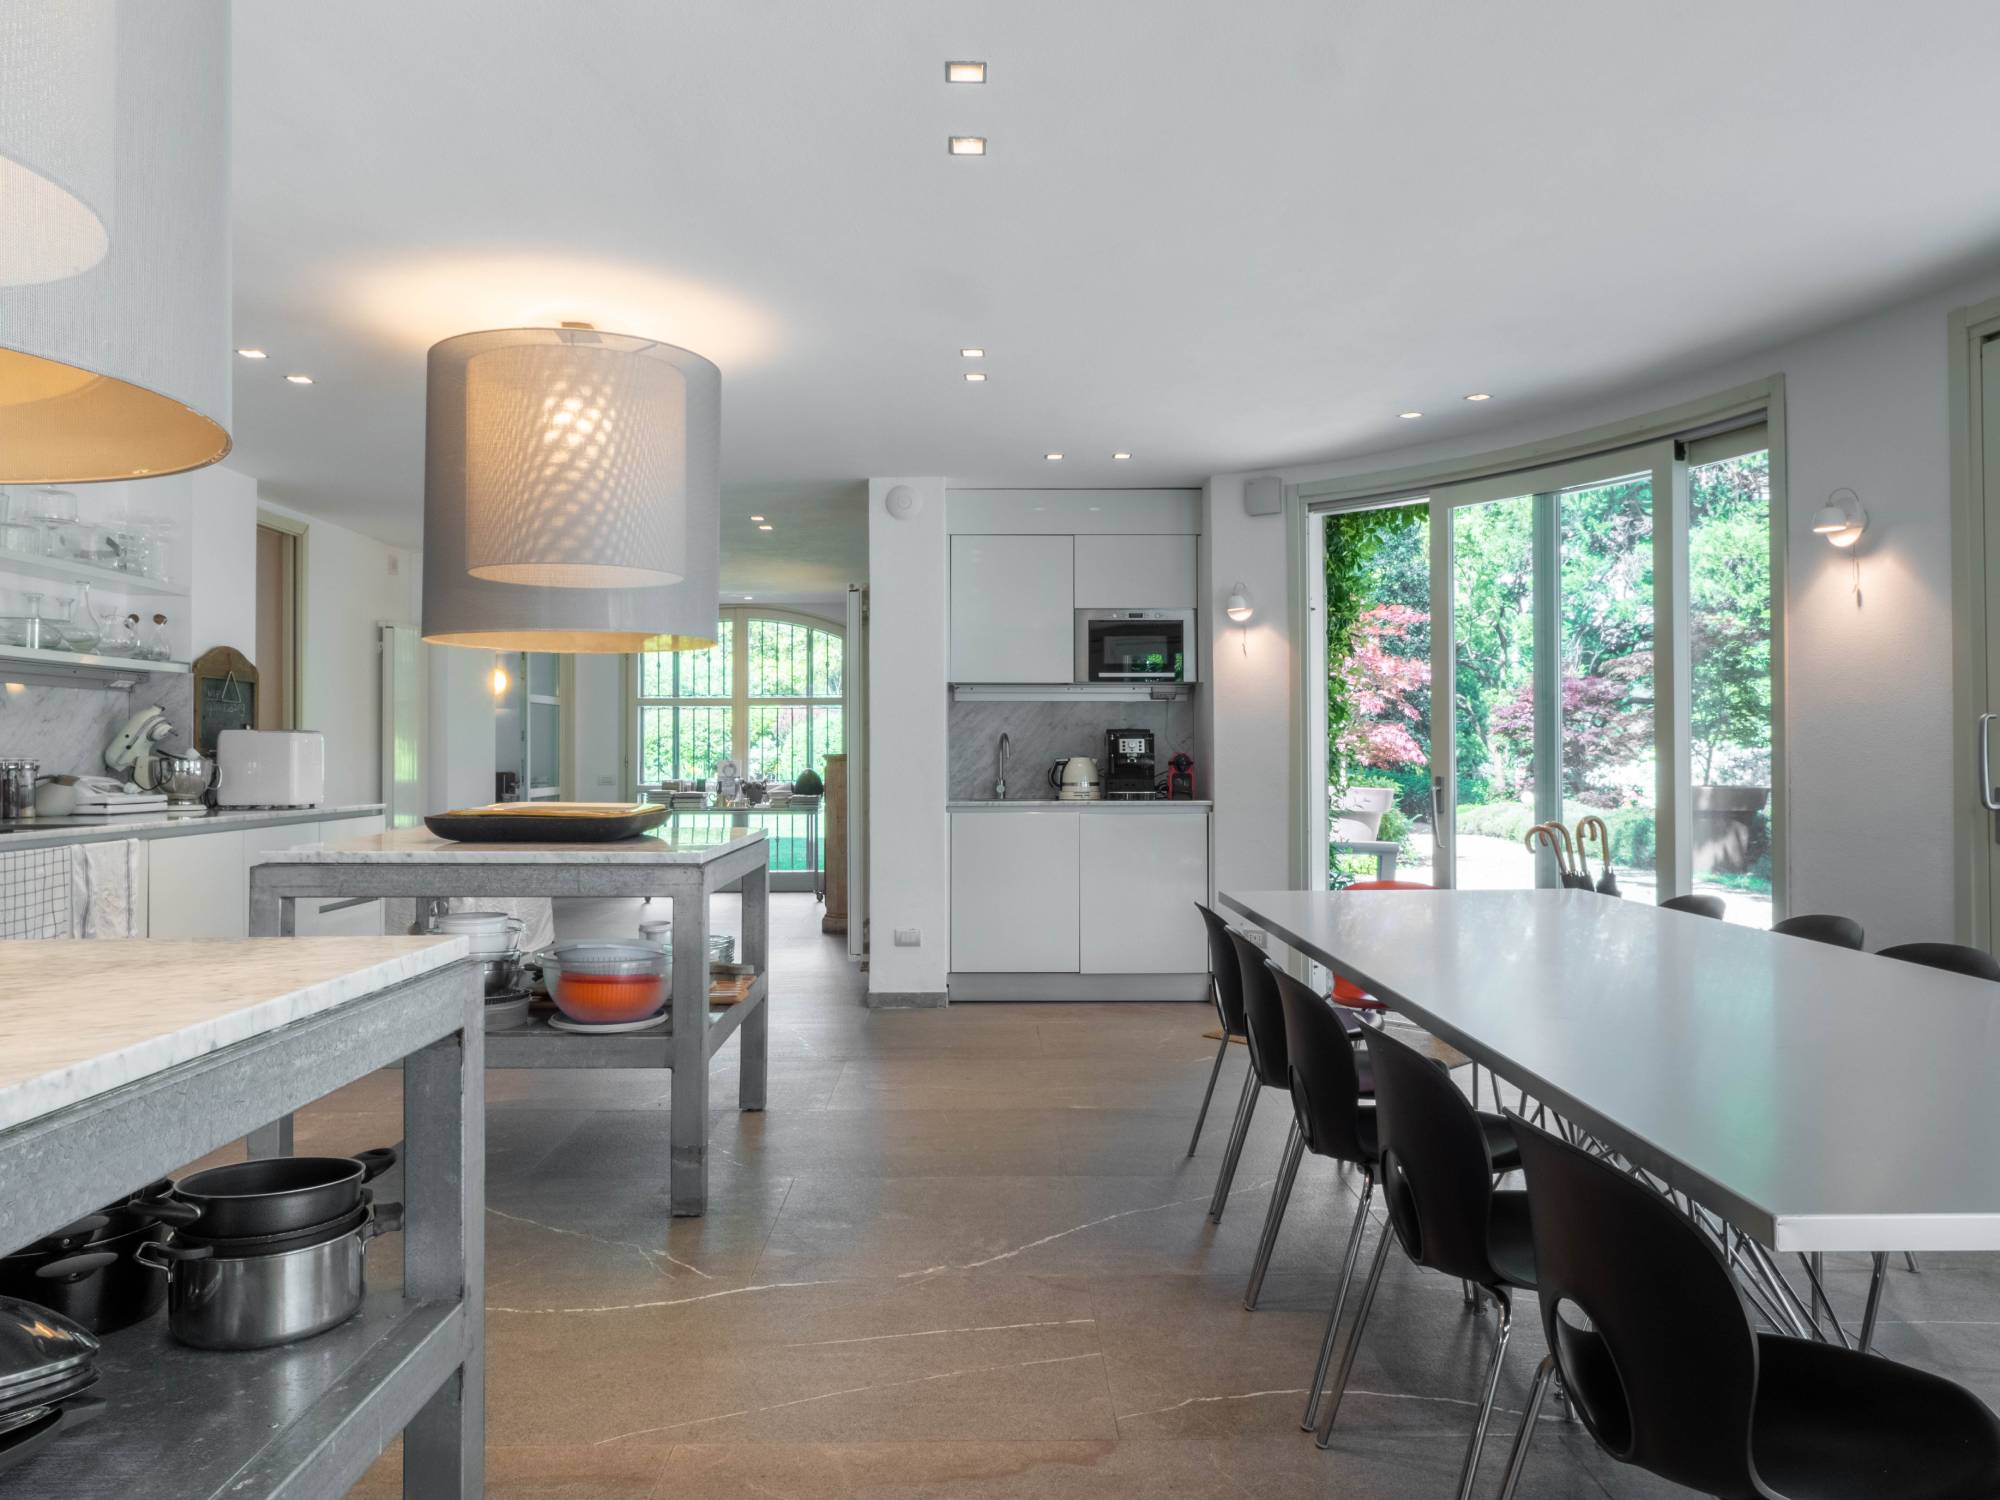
[1271,964,1379,1432]
[1660,893,1726,919]
[1314,1026,1530,1500]
[1878,941,2000,982]
[1770,912,1865,949]
[1189,904,1251,1157]
[1221,929,1306,1308]
[1495,1116,2000,1500]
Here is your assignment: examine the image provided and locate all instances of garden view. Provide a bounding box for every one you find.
[1326,450,1774,921]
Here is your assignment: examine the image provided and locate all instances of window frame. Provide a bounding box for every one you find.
[1289,377,1788,918]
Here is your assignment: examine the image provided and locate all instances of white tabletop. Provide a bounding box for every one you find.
[256,824,767,865]
[1221,888,2000,1253]
[0,936,466,1132]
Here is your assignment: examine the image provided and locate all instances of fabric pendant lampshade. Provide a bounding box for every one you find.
[423,327,721,652]
[0,0,232,482]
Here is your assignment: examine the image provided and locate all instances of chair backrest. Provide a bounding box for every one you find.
[1330,880,1432,1002]
[1659,893,1725,920]
[1509,1116,1764,1499]
[1194,903,1249,1034]
[1770,912,1864,949]
[1877,941,2000,981]
[1226,929,1289,1089]
[1364,1024,1506,1285]
[1270,963,1373,1165]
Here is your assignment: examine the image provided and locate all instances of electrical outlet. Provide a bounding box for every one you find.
[894,927,922,947]
[595,774,615,787]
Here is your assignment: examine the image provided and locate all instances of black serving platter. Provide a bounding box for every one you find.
[423,802,670,843]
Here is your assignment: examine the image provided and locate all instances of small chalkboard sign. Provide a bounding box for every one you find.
[192,647,259,755]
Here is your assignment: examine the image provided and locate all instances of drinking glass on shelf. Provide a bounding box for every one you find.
[139,515,177,584]
[84,583,119,648]
[56,593,97,653]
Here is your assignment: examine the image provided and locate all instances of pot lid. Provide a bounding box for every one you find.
[0,1298,96,1393]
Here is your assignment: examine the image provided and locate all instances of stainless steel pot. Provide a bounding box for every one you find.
[135,1204,403,1350]
[152,749,213,806]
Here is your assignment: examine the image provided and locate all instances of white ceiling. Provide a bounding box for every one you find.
[228,0,2000,595]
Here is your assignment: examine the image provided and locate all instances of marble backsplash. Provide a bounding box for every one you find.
[0,675,195,780]
[947,697,1199,801]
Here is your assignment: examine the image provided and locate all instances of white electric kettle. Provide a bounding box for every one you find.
[1049,756,1101,801]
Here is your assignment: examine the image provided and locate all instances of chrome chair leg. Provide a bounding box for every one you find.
[1860,1251,1889,1354]
[1905,1251,1922,1274]
[1454,1300,1516,1500]
[1244,1120,1304,1309]
[1315,1224,1395,1448]
[1496,1354,1556,1500]
[1301,1173,1374,1431]
[1186,1032,1232,1157]
[1207,1068,1260,1223]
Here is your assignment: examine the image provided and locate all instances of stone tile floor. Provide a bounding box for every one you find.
[306,894,1998,1497]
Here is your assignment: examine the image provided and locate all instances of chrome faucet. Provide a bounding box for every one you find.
[995,732,1011,800]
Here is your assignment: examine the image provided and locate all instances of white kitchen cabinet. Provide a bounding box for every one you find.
[950,534,1075,683]
[950,808,1081,972]
[147,829,247,940]
[1079,811,1210,973]
[1074,534,1197,609]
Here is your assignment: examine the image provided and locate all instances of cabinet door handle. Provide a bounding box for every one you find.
[1981,714,2000,812]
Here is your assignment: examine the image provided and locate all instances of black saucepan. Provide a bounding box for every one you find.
[0,1179,180,1336]
[147,1147,397,1240]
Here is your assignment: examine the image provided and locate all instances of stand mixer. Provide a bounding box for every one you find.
[98,705,211,813]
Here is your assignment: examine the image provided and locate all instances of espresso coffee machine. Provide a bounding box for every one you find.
[1104,728,1156,799]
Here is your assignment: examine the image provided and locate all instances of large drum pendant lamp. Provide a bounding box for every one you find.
[0,0,232,483]
[422,327,721,652]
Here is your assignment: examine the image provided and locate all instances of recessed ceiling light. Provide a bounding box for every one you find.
[236,348,266,359]
[286,373,314,385]
[1045,453,1063,462]
[757,523,774,531]
[742,595,755,601]
[1464,392,1491,402]
[750,514,765,521]
[1398,410,1422,419]
[946,61,987,84]
[948,136,986,156]
[1113,451,1132,461]
[961,347,984,358]
[964,371,987,382]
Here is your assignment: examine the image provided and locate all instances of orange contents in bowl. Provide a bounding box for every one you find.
[553,971,666,1024]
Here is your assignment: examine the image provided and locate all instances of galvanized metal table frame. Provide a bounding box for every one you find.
[0,959,485,1499]
[249,834,770,1217]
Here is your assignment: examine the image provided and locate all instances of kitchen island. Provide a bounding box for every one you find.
[0,935,483,1498]
[249,823,770,1217]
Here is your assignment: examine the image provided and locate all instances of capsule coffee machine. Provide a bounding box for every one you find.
[1103,728,1157,799]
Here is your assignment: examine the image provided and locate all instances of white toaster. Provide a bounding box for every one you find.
[215,729,326,808]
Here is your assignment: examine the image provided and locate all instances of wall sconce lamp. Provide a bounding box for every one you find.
[1813,488,1867,605]
[490,659,511,698]
[1225,584,1254,655]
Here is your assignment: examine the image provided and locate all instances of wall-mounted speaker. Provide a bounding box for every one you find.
[1244,476,1283,516]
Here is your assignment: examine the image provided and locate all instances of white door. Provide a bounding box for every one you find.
[950,535,1075,682]
[950,809,1080,971]
[1079,812,1208,972]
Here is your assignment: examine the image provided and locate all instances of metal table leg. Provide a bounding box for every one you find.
[400,993,485,1497]
[740,858,769,1112]
[246,885,299,1159]
[670,881,711,1215]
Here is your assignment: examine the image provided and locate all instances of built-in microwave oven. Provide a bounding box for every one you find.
[1075,608,1198,685]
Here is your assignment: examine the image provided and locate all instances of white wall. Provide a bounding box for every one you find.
[1204,264,2000,947]
[426,645,497,812]
[866,477,949,1002]
[188,465,258,657]
[260,500,421,805]
[568,653,626,798]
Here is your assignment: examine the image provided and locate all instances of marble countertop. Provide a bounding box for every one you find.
[261,823,769,865]
[0,803,383,852]
[0,935,466,1132]
[948,799,1213,812]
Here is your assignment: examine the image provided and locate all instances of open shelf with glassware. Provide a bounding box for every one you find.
[0,550,189,600]
[0,644,191,691]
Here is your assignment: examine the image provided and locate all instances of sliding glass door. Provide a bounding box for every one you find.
[1427,442,1675,899]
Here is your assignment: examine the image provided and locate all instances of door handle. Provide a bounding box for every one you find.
[1981,714,2000,812]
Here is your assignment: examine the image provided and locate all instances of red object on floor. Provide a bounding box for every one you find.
[1329,879,1432,1011]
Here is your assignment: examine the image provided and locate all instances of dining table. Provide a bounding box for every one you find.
[250,822,769,1218]
[1220,887,2000,1340]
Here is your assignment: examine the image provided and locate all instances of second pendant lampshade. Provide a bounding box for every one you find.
[423,326,721,652]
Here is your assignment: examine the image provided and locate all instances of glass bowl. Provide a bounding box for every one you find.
[542,941,670,1024]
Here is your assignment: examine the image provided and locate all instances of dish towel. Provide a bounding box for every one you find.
[71,839,141,938]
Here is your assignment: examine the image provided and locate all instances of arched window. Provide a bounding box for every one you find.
[632,608,845,874]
